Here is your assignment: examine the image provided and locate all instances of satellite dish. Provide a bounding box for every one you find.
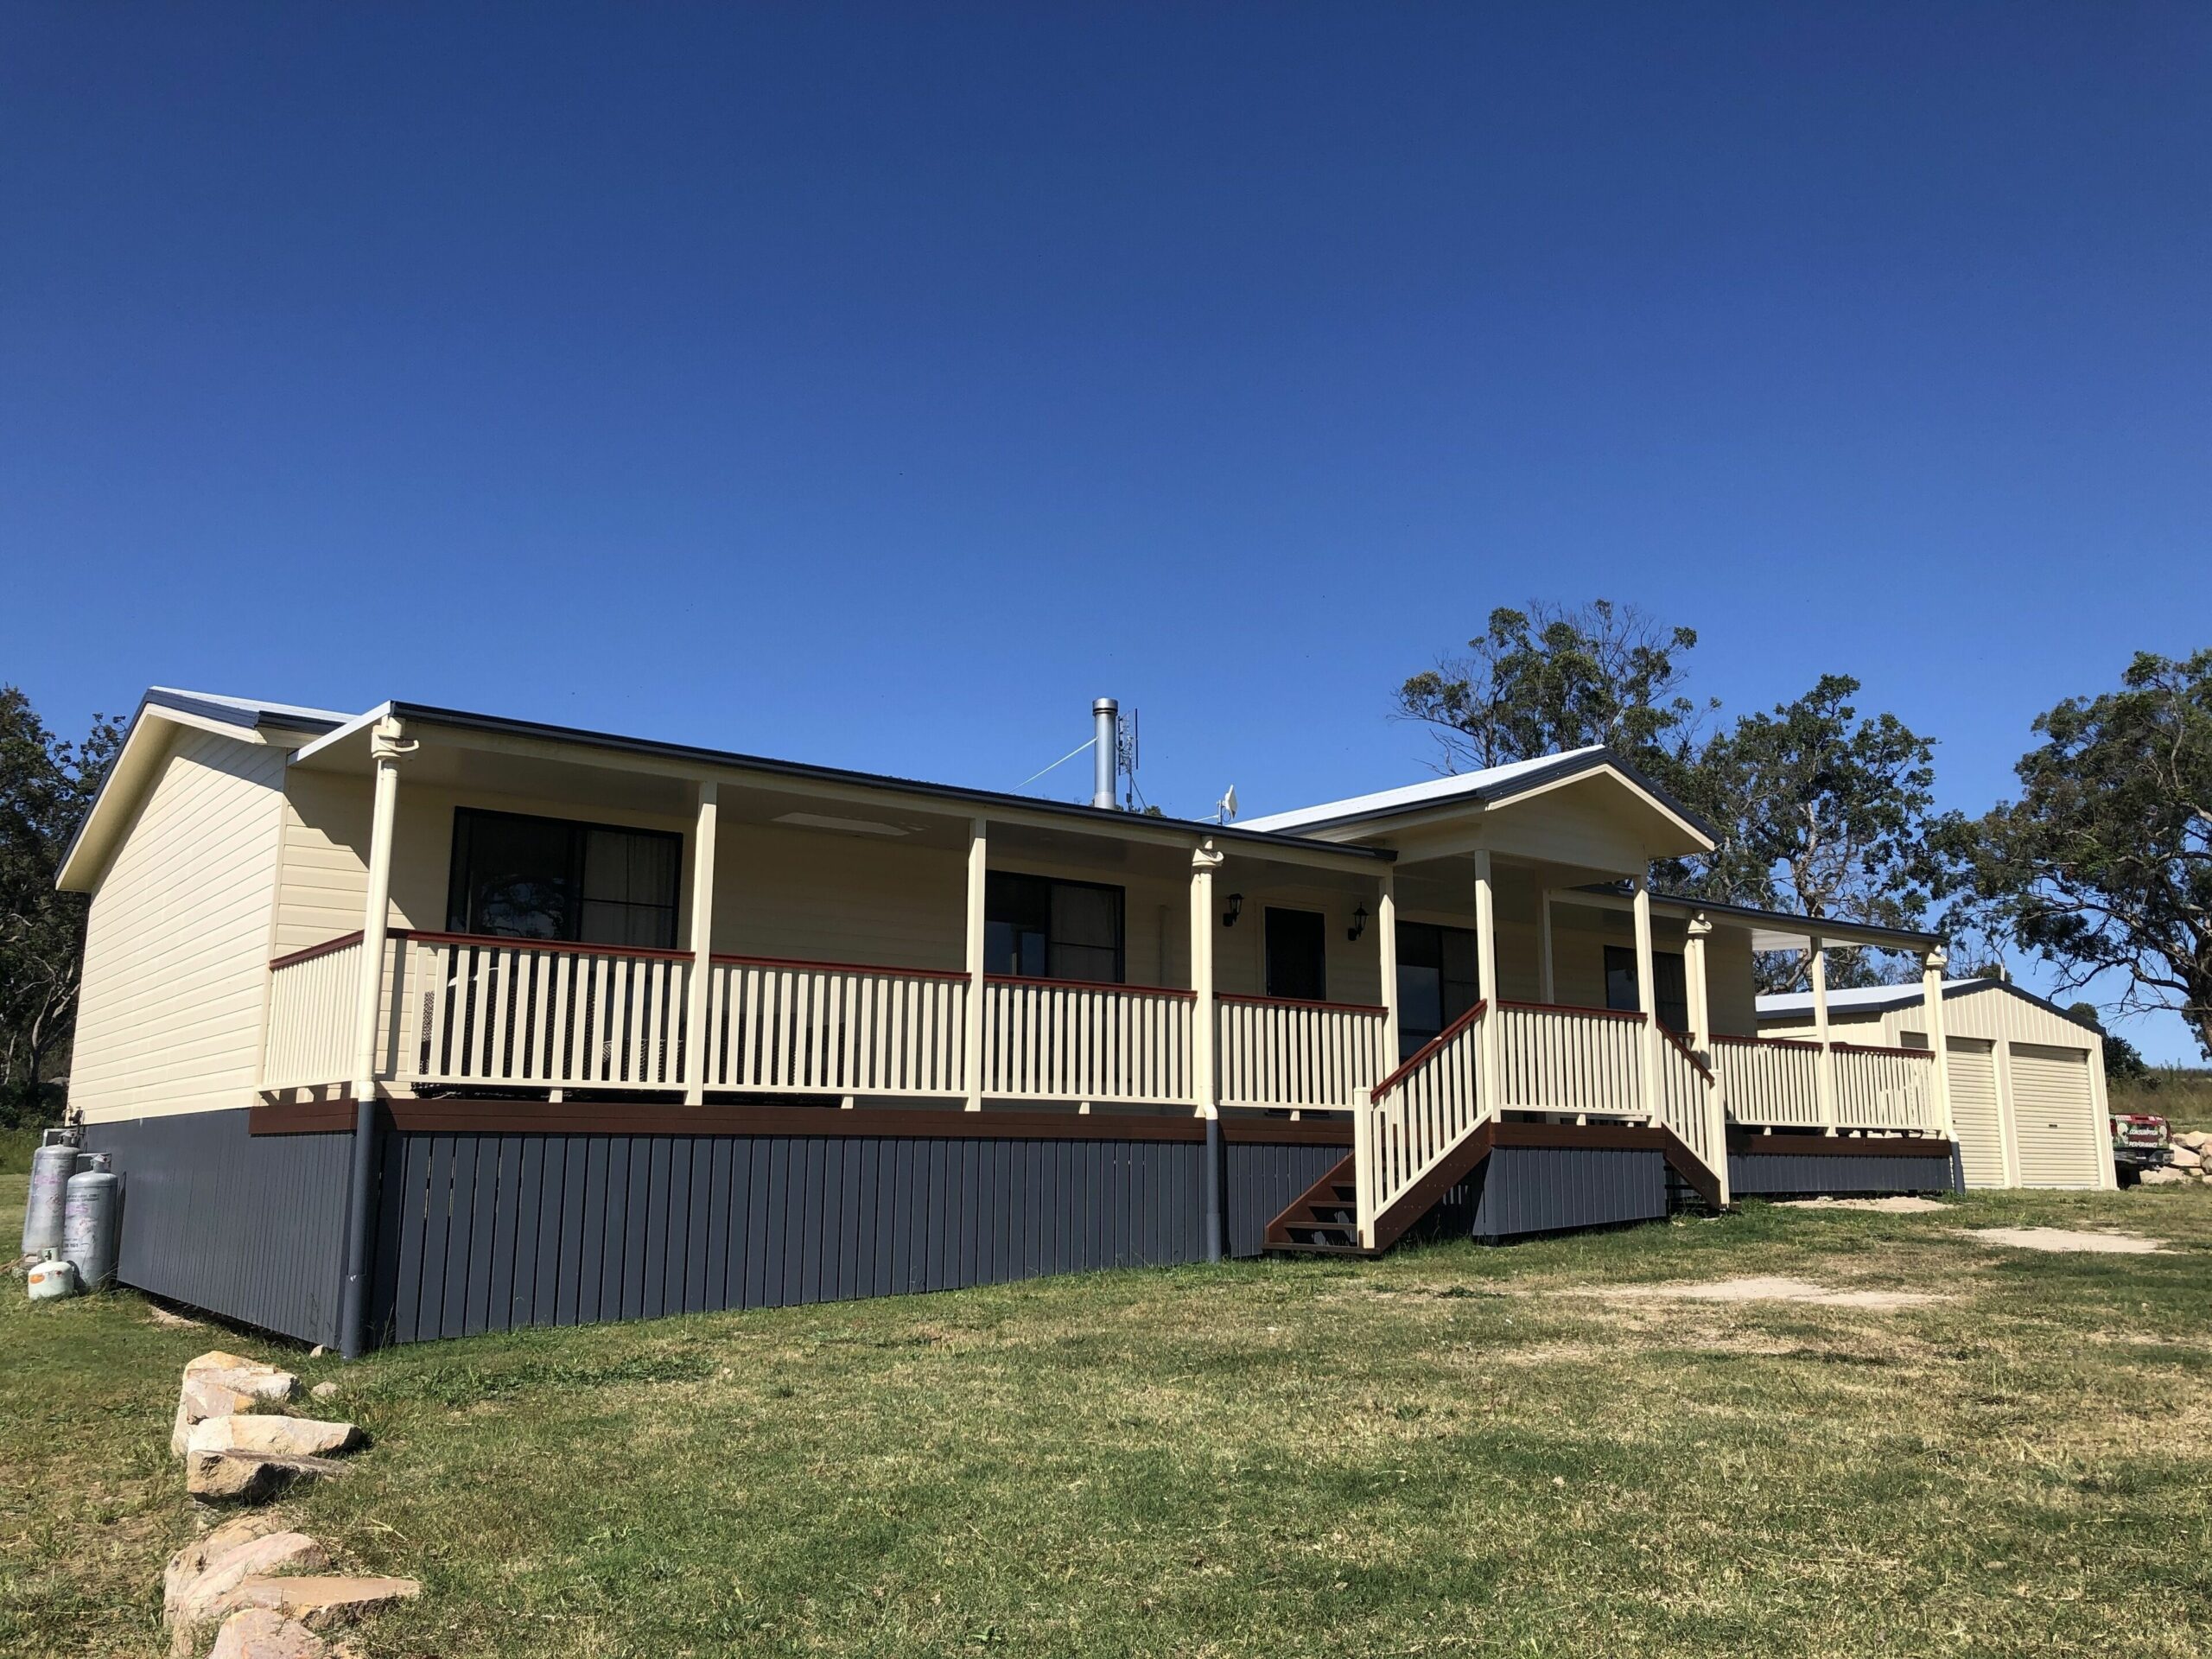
[1215,785,1238,824]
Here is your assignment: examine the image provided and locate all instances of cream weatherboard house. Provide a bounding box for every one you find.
[60,688,2047,1356]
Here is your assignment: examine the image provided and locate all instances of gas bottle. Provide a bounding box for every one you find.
[22,1141,76,1256]
[27,1257,80,1301]
[60,1156,119,1291]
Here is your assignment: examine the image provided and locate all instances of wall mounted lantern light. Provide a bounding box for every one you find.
[1347,903,1368,943]
[1222,893,1243,928]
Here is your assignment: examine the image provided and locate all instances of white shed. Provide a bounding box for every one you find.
[1758,979,2116,1192]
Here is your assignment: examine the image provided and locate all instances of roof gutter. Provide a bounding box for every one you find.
[352,701,1395,864]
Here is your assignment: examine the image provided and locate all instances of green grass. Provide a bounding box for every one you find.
[0,1124,46,1177]
[5,1178,2210,1657]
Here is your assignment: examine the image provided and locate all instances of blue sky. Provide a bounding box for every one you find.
[4,5,2208,1057]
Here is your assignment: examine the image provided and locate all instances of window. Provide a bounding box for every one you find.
[984,872,1124,983]
[1396,920,1481,1060]
[447,808,682,950]
[1265,908,1327,1002]
[1605,945,1688,1033]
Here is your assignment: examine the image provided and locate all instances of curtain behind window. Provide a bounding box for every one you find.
[448,809,680,950]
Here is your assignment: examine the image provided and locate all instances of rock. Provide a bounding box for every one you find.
[168,1531,328,1624]
[2168,1147,2202,1170]
[146,1303,204,1329]
[210,1370,298,1407]
[186,1351,269,1378]
[165,1512,291,1608]
[185,1352,298,1403]
[190,1416,361,1461]
[187,1448,350,1503]
[309,1382,339,1401]
[2137,1166,2186,1186]
[208,1609,327,1659]
[226,1575,422,1628]
[173,1374,266,1457]
[2175,1129,2208,1152]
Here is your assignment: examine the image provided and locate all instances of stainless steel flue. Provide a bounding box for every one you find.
[1092,698,1118,810]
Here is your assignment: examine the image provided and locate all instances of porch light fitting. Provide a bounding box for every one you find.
[1347,904,1368,943]
[1223,893,1243,927]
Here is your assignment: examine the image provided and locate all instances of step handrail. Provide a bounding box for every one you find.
[1369,999,1488,1103]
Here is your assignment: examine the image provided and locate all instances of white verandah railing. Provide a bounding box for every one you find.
[1216,994,1389,1114]
[1832,1041,1939,1132]
[1710,1034,1826,1128]
[1360,1001,1490,1234]
[1712,1033,1942,1135]
[261,933,1929,1188]
[1494,1001,1644,1118]
[706,957,969,1099]
[406,932,693,1092]
[1354,1000,1738,1247]
[981,976,1192,1105]
[1655,1026,1724,1176]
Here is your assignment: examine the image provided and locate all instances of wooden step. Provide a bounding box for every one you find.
[1262,1154,1365,1253]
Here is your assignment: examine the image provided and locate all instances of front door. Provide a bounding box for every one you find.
[1265,907,1327,1001]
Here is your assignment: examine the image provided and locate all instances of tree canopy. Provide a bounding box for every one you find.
[1394,600,1710,778]
[1669,675,1940,992]
[1398,603,1943,994]
[0,688,120,1123]
[1941,650,2212,1058]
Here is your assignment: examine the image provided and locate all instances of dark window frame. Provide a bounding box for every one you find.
[446,806,684,950]
[1395,918,1482,1060]
[1263,906,1329,1002]
[983,870,1127,985]
[1604,944,1690,1034]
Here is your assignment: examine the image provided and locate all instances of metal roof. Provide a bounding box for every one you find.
[143,687,351,734]
[1238,745,1717,843]
[1757,977,2106,1035]
[1650,892,1942,953]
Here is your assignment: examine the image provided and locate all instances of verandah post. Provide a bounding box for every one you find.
[683,780,718,1105]
[1191,839,1224,1262]
[1685,911,1731,1207]
[340,713,410,1360]
[1630,874,1661,1126]
[963,817,988,1110]
[1376,868,1399,1068]
[1810,936,1839,1135]
[1471,849,1501,1110]
[1921,946,1955,1144]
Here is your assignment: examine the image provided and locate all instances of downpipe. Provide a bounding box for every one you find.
[1204,1114,1224,1264]
[337,1096,379,1359]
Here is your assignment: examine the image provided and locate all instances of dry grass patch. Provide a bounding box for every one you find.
[1581,1274,1948,1309]
[1968,1225,2171,1254]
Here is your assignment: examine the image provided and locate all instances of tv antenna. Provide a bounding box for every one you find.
[1213,784,1238,824]
[1116,708,1141,810]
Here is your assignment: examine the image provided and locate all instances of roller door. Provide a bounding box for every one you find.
[2010,1044,2104,1189]
[1947,1039,2006,1187]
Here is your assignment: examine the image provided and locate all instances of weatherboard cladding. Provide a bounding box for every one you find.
[85,1109,351,1348]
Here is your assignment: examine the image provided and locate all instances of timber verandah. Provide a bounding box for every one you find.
[184,918,1961,1351]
